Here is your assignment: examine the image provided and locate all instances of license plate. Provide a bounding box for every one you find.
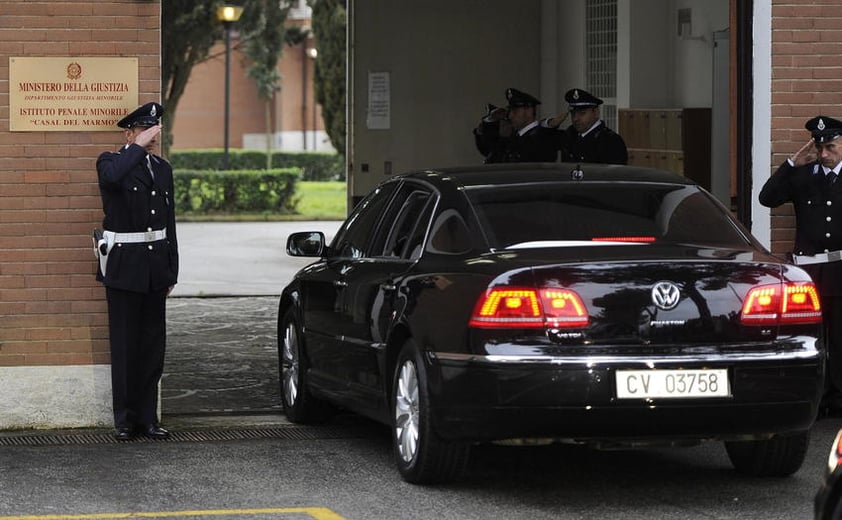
[615,369,730,399]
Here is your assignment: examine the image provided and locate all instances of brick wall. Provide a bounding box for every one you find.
[769,0,842,254]
[0,1,161,370]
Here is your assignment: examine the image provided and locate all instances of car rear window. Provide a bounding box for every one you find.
[465,182,750,249]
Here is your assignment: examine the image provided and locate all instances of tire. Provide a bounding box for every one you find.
[392,339,470,484]
[724,430,810,477]
[278,308,330,423]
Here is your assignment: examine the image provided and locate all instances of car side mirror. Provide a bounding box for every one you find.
[286,231,325,257]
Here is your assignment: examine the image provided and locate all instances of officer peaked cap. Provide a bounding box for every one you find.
[565,88,603,108]
[806,115,842,144]
[506,88,541,108]
[118,102,163,129]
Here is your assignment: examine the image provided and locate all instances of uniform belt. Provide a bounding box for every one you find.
[108,229,167,243]
[793,250,842,265]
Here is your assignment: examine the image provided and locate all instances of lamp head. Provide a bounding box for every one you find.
[217,5,244,24]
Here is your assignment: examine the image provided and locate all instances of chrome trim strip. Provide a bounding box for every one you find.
[430,350,820,365]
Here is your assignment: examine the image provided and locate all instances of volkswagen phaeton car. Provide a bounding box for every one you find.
[277,163,824,484]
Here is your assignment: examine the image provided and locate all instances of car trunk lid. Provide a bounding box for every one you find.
[482,245,789,348]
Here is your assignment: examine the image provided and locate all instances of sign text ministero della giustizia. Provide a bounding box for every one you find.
[9,57,138,132]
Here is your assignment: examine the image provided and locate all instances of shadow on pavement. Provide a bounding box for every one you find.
[159,222,342,426]
[163,296,282,418]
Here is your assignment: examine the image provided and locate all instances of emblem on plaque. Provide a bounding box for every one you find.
[66,62,82,80]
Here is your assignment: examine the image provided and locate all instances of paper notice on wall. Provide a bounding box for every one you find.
[366,72,390,130]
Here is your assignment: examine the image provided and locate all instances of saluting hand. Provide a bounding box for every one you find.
[133,125,162,153]
[547,111,570,129]
[790,139,817,167]
[488,107,508,122]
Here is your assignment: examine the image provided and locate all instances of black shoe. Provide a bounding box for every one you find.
[114,427,134,441]
[143,424,170,439]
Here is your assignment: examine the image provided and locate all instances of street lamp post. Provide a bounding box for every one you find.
[308,48,318,151]
[217,5,243,170]
[301,42,308,150]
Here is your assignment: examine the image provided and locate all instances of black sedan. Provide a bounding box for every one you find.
[278,163,824,484]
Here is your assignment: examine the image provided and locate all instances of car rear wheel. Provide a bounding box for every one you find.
[279,308,330,423]
[392,339,470,484]
[724,430,810,477]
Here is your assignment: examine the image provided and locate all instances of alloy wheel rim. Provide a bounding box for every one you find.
[282,322,299,406]
[394,360,420,463]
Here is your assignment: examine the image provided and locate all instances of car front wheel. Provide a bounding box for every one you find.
[392,339,469,484]
[278,308,330,423]
[724,430,809,477]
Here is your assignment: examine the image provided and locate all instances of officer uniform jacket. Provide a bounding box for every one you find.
[480,121,558,163]
[96,143,178,293]
[560,121,628,165]
[759,160,842,296]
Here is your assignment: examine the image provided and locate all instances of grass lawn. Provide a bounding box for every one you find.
[295,181,347,220]
[178,180,347,222]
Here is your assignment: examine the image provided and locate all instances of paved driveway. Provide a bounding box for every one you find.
[162,221,341,422]
[171,221,341,297]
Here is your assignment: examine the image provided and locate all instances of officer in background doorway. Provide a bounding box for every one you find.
[473,102,512,163]
[759,115,842,415]
[473,88,558,163]
[95,102,178,440]
[544,88,628,165]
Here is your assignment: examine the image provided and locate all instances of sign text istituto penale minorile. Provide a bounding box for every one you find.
[9,57,138,131]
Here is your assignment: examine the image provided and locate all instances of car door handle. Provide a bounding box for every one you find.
[333,280,348,288]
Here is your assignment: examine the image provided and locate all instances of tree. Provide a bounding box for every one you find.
[239,0,291,169]
[162,0,332,159]
[309,0,346,156]
[162,0,226,157]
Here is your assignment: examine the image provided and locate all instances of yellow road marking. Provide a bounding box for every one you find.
[0,508,345,520]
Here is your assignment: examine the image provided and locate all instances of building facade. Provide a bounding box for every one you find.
[170,9,333,153]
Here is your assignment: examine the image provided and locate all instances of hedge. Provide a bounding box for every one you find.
[170,149,345,181]
[173,168,300,215]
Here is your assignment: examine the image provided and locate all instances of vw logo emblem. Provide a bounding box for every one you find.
[651,281,681,310]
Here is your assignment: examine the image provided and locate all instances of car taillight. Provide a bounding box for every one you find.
[740,282,822,325]
[469,287,589,329]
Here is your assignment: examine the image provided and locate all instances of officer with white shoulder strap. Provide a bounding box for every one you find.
[760,115,842,416]
[95,101,178,440]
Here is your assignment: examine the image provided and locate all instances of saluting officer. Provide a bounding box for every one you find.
[473,103,512,163]
[759,115,842,415]
[544,88,628,165]
[473,88,558,163]
[96,102,178,440]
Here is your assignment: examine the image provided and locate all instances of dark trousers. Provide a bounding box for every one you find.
[106,286,168,429]
[823,294,842,398]
[805,263,842,402]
